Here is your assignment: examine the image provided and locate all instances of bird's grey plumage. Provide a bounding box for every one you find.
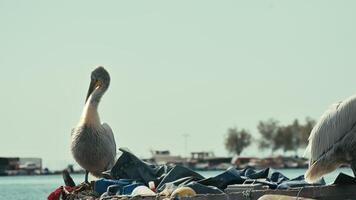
[305,94,356,183]
[71,66,117,180]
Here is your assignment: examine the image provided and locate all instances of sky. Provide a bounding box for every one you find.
[1,1,356,170]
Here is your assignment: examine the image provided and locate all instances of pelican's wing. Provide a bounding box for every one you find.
[102,123,116,148]
[71,127,81,138]
[71,128,75,136]
[102,123,117,156]
[305,94,356,182]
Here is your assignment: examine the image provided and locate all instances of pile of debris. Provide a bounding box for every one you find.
[48,149,356,200]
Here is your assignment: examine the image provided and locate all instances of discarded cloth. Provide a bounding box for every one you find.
[94,178,141,195]
[333,172,356,185]
[106,148,325,194]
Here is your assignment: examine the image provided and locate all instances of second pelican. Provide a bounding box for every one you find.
[305,94,356,183]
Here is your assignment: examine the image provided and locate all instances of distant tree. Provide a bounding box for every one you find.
[257,119,279,154]
[272,118,316,155]
[300,117,316,147]
[272,126,287,152]
[289,118,316,154]
[279,125,298,153]
[290,119,303,154]
[225,127,252,155]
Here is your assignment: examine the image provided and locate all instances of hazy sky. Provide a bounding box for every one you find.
[1,1,356,169]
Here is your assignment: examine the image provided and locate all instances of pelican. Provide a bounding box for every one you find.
[305,94,356,183]
[71,66,116,183]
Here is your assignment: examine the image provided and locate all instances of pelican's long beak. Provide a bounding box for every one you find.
[85,79,96,103]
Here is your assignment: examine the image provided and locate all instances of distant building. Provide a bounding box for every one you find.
[0,157,42,175]
[0,157,19,175]
[19,157,42,174]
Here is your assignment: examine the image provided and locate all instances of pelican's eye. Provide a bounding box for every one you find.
[95,80,103,88]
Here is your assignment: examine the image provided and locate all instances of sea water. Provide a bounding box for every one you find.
[0,168,353,200]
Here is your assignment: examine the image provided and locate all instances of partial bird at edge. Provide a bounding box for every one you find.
[305,94,356,183]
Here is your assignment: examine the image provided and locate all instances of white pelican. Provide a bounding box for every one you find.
[305,94,356,183]
[71,66,116,183]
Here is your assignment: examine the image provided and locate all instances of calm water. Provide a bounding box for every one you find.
[0,168,353,200]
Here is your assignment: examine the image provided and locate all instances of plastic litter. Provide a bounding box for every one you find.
[122,182,144,195]
[148,181,156,192]
[131,185,156,196]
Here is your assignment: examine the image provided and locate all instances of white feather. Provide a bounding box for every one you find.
[305,94,356,182]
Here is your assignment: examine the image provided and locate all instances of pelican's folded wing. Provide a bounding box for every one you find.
[309,95,356,164]
[102,123,117,158]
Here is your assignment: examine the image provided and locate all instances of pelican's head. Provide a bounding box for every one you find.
[86,66,111,102]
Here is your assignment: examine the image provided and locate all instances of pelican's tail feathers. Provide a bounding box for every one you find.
[305,157,341,183]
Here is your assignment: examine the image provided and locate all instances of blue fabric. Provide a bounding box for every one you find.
[94,178,135,195]
[198,167,324,190]
[109,148,174,186]
[277,175,316,189]
[105,182,145,195]
[107,149,326,194]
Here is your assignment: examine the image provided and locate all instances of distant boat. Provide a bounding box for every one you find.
[232,155,309,169]
[188,152,232,170]
[148,150,185,165]
[146,150,232,170]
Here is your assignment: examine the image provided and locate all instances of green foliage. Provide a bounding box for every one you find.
[300,117,316,147]
[225,117,316,156]
[225,127,252,155]
[257,117,316,155]
[257,118,279,151]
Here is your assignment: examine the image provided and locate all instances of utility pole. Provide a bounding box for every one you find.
[182,134,189,158]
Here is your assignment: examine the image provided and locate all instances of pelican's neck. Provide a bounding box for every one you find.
[80,89,104,126]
